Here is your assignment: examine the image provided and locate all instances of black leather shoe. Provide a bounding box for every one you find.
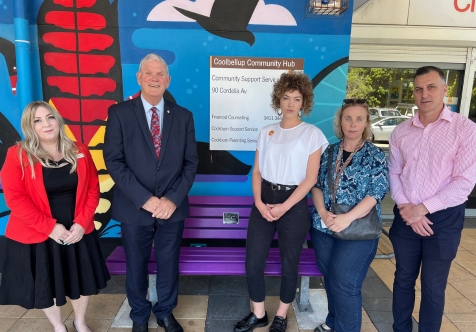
[268,316,287,332]
[132,321,148,332]
[234,311,269,332]
[157,314,184,332]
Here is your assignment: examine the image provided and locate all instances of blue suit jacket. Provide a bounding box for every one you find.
[103,96,198,226]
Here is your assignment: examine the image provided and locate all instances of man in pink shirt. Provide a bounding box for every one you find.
[388,66,476,332]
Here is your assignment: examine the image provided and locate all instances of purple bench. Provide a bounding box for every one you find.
[105,196,321,312]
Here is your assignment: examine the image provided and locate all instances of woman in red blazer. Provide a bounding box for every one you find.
[0,101,110,332]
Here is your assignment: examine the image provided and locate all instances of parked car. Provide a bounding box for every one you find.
[371,116,410,142]
[369,108,402,120]
[395,104,418,117]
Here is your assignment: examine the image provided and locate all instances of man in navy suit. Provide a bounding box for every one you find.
[104,54,198,332]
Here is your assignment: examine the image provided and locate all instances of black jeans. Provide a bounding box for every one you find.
[245,182,311,303]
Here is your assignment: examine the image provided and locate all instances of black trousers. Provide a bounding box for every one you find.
[121,219,184,324]
[245,182,311,303]
[389,203,465,332]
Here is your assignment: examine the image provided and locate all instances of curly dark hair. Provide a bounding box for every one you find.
[270,71,314,116]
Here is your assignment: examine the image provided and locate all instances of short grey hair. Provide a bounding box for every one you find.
[137,54,169,75]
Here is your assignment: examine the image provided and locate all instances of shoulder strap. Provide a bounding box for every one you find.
[327,144,334,190]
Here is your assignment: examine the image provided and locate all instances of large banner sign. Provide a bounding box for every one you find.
[210,56,303,150]
[408,0,476,28]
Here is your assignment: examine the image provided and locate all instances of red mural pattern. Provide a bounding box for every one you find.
[38,0,123,144]
[38,0,123,236]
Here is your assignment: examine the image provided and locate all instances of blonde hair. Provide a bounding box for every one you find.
[333,102,372,141]
[18,101,78,178]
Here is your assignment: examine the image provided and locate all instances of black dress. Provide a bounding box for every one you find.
[0,160,110,309]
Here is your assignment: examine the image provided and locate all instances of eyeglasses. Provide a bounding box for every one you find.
[343,98,367,105]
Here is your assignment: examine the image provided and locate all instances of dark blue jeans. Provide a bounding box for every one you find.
[311,228,378,332]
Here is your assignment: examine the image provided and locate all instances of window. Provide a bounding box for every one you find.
[381,110,400,117]
[307,0,349,16]
[382,119,395,126]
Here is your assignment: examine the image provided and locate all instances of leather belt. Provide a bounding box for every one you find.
[262,179,298,191]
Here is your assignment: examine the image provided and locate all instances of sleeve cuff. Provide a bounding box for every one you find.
[40,217,57,236]
[422,197,444,214]
[392,194,410,206]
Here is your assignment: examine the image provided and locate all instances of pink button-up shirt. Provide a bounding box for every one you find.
[388,105,476,214]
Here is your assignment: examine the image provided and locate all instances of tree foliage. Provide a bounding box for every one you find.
[346,68,415,107]
[346,67,461,108]
[470,84,476,118]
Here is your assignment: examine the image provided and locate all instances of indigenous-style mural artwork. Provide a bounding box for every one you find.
[0,0,354,237]
[37,0,123,236]
[0,32,20,232]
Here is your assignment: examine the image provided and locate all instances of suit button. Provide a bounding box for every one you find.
[157,167,160,171]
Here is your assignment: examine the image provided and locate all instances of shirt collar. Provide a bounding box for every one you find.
[412,104,452,128]
[141,95,164,114]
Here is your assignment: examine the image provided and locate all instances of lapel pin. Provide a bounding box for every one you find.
[167,110,170,113]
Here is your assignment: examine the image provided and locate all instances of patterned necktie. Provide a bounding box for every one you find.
[150,107,161,159]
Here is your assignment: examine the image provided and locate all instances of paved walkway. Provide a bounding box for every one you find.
[2,196,476,331]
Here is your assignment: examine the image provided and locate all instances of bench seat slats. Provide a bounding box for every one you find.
[106,262,321,276]
[183,229,248,239]
[183,229,311,240]
[107,247,317,260]
[177,263,320,276]
[189,196,254,205]
[189,207,251,217]
[185,218,249,228]
[106,246,321,277]
[182,228,311,240]
[107,254,317,264]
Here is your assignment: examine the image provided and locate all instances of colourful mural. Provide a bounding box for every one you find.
[0,0,354,237]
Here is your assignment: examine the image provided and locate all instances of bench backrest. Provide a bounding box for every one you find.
[184,196,313,240]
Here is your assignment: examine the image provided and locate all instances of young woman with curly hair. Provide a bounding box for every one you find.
[234,72,328,332]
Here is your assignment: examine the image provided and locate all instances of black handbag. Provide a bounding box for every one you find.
[326,144,381,241]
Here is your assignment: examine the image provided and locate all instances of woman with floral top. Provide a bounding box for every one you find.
[311,99,389,332]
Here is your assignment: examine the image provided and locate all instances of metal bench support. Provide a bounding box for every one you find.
[374,227,395,259]
[296,276,313,313]
[148,274,157,304]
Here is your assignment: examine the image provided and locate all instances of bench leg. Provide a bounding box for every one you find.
[148,274,158,304]
[374,227,395,259]
[296,276,313,313]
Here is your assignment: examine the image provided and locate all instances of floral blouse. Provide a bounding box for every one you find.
[311,141,390,235]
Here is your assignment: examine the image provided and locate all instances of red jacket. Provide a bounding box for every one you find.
[1,143,100,244]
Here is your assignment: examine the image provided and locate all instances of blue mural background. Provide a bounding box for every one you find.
[0,0,353,237]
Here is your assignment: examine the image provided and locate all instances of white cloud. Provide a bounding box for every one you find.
[147,0,213,22]
[147,0,296,26]
[250,0,297,26]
